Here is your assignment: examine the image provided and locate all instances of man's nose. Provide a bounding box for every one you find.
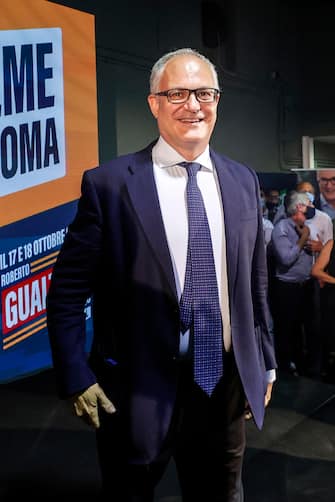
[184,92,201,111]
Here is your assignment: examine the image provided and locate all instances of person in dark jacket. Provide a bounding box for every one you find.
[47,47,276,502]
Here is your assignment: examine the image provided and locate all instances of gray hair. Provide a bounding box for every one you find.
[286,191,310,216]
[149,48,219,94]
[316,169,335,180]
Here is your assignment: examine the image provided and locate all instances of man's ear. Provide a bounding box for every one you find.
[147,94,159,119]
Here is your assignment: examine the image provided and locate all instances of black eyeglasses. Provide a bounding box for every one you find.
[154,88,220,104]
[318,177,335,186]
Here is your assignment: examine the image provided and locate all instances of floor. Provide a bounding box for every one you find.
[1,369,334,501]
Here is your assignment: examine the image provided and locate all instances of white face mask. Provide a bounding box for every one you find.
[305,191,315,203]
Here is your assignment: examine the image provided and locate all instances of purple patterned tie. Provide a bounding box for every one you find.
[179,162,224,396]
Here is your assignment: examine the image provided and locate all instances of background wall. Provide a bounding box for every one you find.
[49,0,335,173]
[2,0,333,381]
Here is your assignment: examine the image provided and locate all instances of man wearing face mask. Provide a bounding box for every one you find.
[273,181,333,248]
[296,181,333,258]
[270,191,321,377]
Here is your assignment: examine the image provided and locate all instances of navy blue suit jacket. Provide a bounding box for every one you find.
[47,141,277,463]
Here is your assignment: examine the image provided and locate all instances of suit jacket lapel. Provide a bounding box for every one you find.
[125,146,241,302]
[125,150,178,301]
[210,150,240,296]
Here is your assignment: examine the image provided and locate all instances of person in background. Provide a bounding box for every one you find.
[272,180,333,254]
[265,188,281,222]
[316,169,335,221]
[296,180,333,255]
[311,238,335,383]
[46,48,276,502]
[270,191,315,376]
[260,189,274,247]
[295,180,333,377]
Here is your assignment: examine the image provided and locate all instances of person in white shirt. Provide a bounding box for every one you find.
[296,181,333,377]
[296,181,333,256]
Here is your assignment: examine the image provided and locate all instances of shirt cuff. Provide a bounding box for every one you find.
[266,369,276,383]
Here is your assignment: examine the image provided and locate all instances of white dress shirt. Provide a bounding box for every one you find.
[152,137,276,384]
[320,194,335,220]
[262,217,274,247]
[306,208,333,244]
[152,137,232,353]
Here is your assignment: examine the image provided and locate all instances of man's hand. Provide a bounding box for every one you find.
[295,223,310,238]
[71,383,116,428]
[306,236,323,254]
[245,382,274,420]
[264,381,273,407]
[295,224,310,249]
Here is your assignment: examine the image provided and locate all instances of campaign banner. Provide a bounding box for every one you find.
[0,1,98,382]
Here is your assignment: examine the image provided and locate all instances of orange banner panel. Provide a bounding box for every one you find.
[0,0,99,226]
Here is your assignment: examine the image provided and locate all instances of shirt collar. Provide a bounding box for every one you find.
[320,193,332,209]
[152,136,213,171]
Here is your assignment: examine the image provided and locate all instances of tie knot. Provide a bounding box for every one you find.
[179,162,201,177]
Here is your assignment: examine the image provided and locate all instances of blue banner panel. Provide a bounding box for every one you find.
[0,201,93,382]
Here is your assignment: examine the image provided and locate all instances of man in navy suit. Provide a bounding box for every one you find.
[47,48,276,501]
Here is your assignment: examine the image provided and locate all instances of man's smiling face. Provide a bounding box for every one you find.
[318,169,335,206]
[147,54,220,160]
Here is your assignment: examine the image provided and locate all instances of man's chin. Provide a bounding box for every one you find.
[179,131,210,145]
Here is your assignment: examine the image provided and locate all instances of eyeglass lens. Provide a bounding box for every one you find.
[165,88,218,103]
[319,177,335,185]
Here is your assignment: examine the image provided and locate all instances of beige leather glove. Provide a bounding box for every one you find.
[71,383,116,428]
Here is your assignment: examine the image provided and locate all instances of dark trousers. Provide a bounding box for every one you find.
[320,285,335,381]
[97,353,246,502]
[272,278,321,375]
